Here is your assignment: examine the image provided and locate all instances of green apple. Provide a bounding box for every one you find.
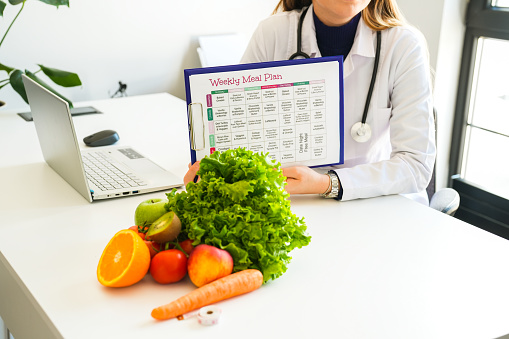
[134,198,168,227]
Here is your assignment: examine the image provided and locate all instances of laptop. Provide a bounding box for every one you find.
[22,74,183,202]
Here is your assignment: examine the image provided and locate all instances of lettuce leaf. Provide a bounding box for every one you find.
[165,148,311,283]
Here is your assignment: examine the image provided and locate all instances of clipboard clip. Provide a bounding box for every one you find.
[188,102,206,151]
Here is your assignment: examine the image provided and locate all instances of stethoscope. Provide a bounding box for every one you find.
[289,6,382,143]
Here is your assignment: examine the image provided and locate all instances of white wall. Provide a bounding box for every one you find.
[397,0,467,189]
[1,0,467,189]
[0,0,276,110]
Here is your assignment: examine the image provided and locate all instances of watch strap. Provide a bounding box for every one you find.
[321,171,340,199]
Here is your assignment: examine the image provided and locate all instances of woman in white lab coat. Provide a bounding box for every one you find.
[185,0,435,205]
[242,0,435,205]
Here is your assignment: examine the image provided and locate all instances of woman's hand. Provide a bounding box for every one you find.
[183,161,200,186]
[282,166,331,195]
[184,163,332,195]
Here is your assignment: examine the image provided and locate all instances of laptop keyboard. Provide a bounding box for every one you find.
[83,151,147,192]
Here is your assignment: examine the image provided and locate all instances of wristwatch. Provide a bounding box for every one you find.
[321,170,340,199]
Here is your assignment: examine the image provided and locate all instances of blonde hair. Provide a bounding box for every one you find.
[273,0,406,30]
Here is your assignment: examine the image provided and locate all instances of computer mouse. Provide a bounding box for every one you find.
[83,129,119,147]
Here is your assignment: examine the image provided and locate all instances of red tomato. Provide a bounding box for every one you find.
[145,240,161,259]
[179,239,195,256]
[128,226,146,240]
[150,249,187,284]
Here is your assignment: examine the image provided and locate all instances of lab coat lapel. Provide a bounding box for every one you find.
[300,4,321,58]
[343,17,376,78]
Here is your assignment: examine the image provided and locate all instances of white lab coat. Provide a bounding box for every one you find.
[241,5,435,205]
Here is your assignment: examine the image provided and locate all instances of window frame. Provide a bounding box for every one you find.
[449,0,509,233]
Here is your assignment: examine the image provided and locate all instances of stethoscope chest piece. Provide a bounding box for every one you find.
[351,122,372,143]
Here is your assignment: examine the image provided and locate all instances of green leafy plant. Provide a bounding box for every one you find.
[165,148,311,283]
[0,0,81,107]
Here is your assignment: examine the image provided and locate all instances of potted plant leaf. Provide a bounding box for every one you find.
[0,0,81,108]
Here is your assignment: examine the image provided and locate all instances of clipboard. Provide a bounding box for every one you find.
[184,56,344,167]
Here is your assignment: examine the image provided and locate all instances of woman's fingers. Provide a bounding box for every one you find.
[183,161,200,186]
[282,166,330,194]
[183,163,330,194]
[282,166,307,194]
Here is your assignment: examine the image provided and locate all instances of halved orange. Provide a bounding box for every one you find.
[97,229,150,287]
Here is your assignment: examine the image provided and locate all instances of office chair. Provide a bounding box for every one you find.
[426,108,460,216]
[196,33,248,67]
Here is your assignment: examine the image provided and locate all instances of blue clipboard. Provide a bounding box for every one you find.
[184,56,344,167]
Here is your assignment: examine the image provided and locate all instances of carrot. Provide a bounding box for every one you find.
[151,269,263,320]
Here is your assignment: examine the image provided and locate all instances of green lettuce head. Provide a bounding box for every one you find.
[166,148,311,283]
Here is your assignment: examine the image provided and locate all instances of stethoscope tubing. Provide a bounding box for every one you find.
[289,6,382,142]
[289,6,311,60]
[361,30,382,125]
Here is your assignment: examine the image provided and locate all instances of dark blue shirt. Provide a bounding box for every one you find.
[313,11,361,58]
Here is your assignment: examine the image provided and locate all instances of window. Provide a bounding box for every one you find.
[462,37,509,199]
[492,0,509,7]
[450,0,509,235]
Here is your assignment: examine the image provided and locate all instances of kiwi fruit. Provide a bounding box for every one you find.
[146,211,181,243]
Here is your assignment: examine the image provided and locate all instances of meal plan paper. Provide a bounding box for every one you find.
[184,56,344,167]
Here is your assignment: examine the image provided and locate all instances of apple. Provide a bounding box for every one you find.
[134,198,168,228]
[187,244,233,287]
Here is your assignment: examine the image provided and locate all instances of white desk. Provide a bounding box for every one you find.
[1,93,509,339]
